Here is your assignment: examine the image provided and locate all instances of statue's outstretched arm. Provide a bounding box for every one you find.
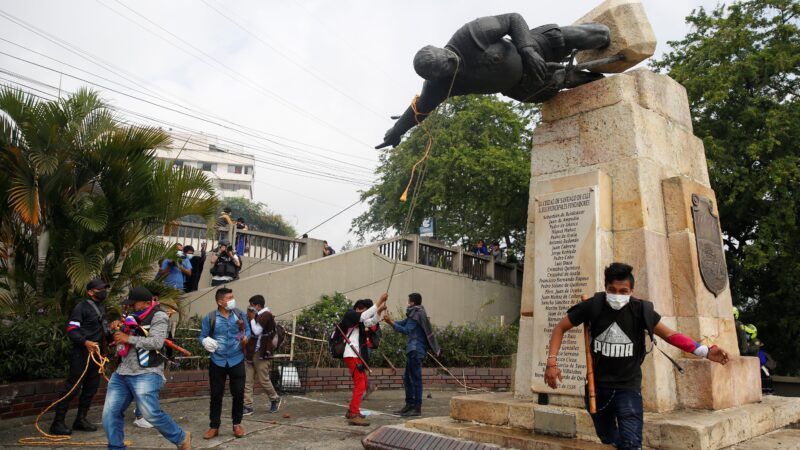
[375,81,449,149]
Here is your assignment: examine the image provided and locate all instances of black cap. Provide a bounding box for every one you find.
[123,286,153,305]
[86,278,110,291]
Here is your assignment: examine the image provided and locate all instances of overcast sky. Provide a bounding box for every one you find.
[0,0,721,249]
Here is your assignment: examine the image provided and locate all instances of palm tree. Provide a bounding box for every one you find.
[0,86,218,314]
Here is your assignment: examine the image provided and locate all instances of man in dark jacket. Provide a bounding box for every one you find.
[384,293,440,417]
[50,278,115,436]
[184,243,207,292]
[338,293,387,426]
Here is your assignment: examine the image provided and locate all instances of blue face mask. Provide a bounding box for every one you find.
[185,254,193,260]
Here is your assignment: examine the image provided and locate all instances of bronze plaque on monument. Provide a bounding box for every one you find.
[691,194,728,296]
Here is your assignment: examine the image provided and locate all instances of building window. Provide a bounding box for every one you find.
[227,165,243,174]
[201,162,215,171]
[174,160,184,167]
[244,165,253,175]
[220,182,248,191]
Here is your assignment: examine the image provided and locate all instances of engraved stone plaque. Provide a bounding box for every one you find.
[531,186,600,396]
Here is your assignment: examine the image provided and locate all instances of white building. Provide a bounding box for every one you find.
[154,131,256,200]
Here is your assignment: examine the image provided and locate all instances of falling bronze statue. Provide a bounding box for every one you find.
[376,13,617,149]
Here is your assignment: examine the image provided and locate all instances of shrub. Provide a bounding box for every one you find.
[0,314,72,382]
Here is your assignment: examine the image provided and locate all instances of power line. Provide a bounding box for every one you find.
[199,0,388,120]
[0,53,377,177]
[0,16,378,163]
[95,0,378,149]
[0,74,375,186]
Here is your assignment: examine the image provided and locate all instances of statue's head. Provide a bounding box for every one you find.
[413,45,459,81]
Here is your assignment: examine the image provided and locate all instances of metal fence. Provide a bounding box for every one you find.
[378,237,409,261]
[462,253,489,280]
[494,262,514,285]
[417,242,456,271]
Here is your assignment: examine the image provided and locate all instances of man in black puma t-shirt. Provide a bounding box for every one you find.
[544,263,730,450]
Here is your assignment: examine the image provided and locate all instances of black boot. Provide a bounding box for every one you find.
[401,405,421,417]
[72,409,98,432]
[49,410,72,436]
[394,404,412,415]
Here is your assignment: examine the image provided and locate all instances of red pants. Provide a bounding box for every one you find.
[344,357,367,415]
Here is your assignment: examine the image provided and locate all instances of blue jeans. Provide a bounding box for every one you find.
[404,351,424,407]
[586,387,643,450]
[102,372,185,450]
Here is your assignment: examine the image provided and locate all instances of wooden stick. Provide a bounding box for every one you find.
[335,323,372,374]
[582,294,597,414]
[381,352,398,376]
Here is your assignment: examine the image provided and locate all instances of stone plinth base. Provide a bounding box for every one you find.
[412,393,800,449]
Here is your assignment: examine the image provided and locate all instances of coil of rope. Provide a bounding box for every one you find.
[17,347,132,447]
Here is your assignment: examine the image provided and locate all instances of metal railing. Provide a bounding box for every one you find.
[378,238,409,261]
[418,242,456,271]
[462,253,489,281]
[494,262,515,285]
[159,221,304,263]
[235,229,302,262]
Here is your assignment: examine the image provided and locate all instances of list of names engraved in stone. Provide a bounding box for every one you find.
[531,187,598,395]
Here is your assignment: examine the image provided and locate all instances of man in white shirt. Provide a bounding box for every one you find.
[243,295,282,415]
[337,293,387,426]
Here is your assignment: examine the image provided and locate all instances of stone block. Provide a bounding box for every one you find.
[531,119,583,177]
[405,416,472,436]
[533,406,577,438]
[450,393,510,426]
[763,395,800,429]
[541,73,637,122]
[578,101,640,166]
[676,356,761,410]
[662,176,719,234]
[655,401,776,449]
[514,317,535,398]
[574,0,657,73]
[613,229,674,316]
[641,316,679,412]
[631,68,693,131]
[675,316,740,357]
[508,401,535,430]
[668,231,718,318]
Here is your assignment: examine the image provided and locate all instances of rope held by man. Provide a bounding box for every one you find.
[18,348,132,447]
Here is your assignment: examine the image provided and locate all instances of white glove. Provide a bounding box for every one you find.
[202,337,219,353]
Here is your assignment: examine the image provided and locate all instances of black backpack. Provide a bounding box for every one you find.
[582,292,684,373]
[328,323,355,359]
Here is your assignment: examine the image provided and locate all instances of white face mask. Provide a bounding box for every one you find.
[225,298,236,311]
[176,251,185,258]
[606,293,630,310]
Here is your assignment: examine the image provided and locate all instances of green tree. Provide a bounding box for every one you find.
[222,197,296,237]
[652,0,800,373]
[352,95,535,255]
[0,87,219,315]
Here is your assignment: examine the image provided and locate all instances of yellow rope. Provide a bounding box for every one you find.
[399,57,460,203]
[18,348,131,447]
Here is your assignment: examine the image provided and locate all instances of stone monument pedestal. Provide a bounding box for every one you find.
[404,69,800,449]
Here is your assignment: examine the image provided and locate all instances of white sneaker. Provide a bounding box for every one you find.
[134,417,154,428]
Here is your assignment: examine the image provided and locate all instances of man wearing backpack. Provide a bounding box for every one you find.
[544,262,730,450]
[384,292,441,417]
[334,293,387,426]
[103,287,190,450]
[199,287,250,439]
[243,295,283,415]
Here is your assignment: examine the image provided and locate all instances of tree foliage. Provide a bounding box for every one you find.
[652,0,800,374]
[352,95,535,254]
[0,87,219,316]
[221,197,296,237]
